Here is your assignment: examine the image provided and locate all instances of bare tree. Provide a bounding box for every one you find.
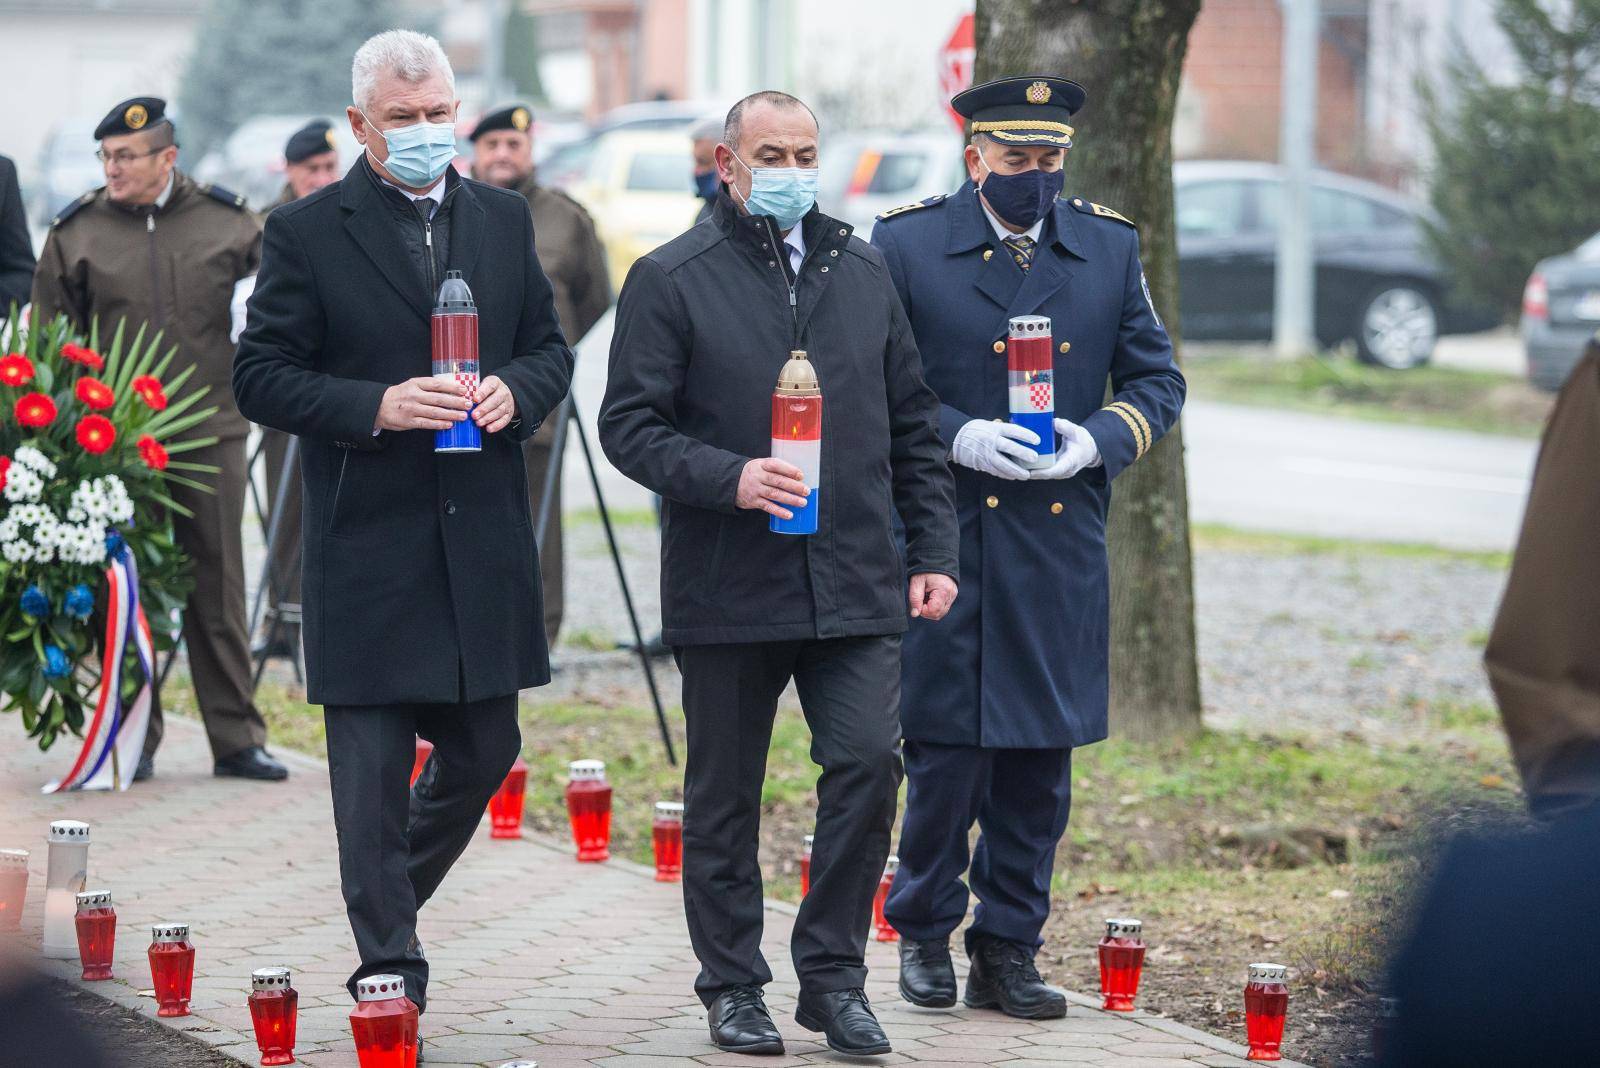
[975,0,1203,741]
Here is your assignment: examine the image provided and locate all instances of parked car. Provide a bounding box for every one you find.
[821,130,965,235]
[193,114,363,211]
[1522,232,1600,391]
[1174,161,1496,368]
[566,130,701,286]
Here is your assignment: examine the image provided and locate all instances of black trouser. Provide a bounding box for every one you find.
[323,695,521,1012]
[675,635,903,1007]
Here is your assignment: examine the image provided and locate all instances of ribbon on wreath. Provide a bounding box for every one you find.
[43,542,156,793]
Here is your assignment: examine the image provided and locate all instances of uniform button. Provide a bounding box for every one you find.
[1072,197,1083,206]
[445,500,458,515]
[983,249,993,261]
[1060,341,1071,354]
[1051,502,1064,515]
[985,495,999,509]
[992,340,1005,354]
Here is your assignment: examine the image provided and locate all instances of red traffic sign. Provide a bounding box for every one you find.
[937,12,976,131]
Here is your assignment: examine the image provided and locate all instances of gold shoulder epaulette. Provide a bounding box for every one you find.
[876,193,947,222]
[1090,202,1135,227]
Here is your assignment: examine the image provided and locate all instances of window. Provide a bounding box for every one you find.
[1175,180,1247,237]
[1258,183,1398,233]
[867,153,928,195]
[626,152,692,192]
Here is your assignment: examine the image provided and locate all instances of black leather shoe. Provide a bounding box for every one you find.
[707,985,784,1054]
[133,754,155,782]
[795,988,891,1056]
[964,936,1067,1019]
[213,746,289,781]
[899,937,958,1007]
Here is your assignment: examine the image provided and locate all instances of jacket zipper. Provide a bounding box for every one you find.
[763,215,801,349]
[146,210,164,328]
[420,211,437,300]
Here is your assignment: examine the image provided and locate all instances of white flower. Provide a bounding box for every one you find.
[4,465,42,503]
[13,446,56,478]
[10,542,33,562]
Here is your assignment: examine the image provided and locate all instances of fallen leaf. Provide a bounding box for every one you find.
[1327,889,1351,899]
[1479,774,1506,789]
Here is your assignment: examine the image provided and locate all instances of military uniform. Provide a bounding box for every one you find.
[31,98,268,767]
[874,78,1186,988]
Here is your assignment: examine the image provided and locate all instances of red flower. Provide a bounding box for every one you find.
[0,456,9,492]
[136,435,169,471]
[60,343,105,371]
[0,353,34,387]
[132,375,168,411]
[75,414,116,455]
[75,376,116,411]
[15,392,57,428]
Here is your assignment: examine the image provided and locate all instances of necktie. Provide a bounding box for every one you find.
[1004,234,1036,272]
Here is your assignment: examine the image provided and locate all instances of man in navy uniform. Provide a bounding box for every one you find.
[872,75,1185,1019]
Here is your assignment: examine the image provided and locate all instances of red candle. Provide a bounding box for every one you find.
[248,967,298,1066]
[148,923,196,1017]
[74,890,116,981]
[488,754,528,839]
[1097,917,1146,1011]
[1244,963,1290,1061]
[0,849,27,930]
[652,801,684,881]
[566,759,612,862]
[800,834,813,898]
[349,973,418,1068]
[409,738,433,788]
[872,855,899,942]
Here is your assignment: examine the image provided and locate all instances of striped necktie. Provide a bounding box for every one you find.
[1003,234,1036,272]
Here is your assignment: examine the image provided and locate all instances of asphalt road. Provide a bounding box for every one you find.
[557,311,1535,552]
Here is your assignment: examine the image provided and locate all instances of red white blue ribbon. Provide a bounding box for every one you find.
[43,544,155,793]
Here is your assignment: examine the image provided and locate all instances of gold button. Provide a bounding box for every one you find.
[1060,342,1071,354]
[992,340,1006,354]
[983,249,993,261]
[986,495,999,509]
[1051,502,1063,515]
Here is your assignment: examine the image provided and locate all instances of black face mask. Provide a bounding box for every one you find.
[979,158,1065,229]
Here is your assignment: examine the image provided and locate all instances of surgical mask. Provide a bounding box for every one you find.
[731,151,818,230]
[693,168,720,201]
[978,155,1065,230]
[361,110,458,188]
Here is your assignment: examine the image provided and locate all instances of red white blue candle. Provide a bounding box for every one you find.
[770,350,821,536]
[1007,315,1056,469]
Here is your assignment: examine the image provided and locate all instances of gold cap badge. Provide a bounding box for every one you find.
[125,103,149,130]
[512,107,530,131]
[1026,81,1051,105]
[324,128,337,148]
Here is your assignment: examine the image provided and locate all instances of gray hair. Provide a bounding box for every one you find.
[689,116,723,143]
[351,30,456,113]
[723,91,817,148]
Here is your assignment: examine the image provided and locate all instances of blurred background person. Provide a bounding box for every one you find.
[0,153,33,312]
[31,96,286,784]
[470,101,610,649]
[690,114,720,225]
[266,118,342,213]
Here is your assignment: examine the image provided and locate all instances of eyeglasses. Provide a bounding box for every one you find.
[95,147,166,166]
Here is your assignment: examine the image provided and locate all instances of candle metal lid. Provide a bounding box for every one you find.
[151,922,189,943]
[1008,314,1051,336]
[75,889,112,909]
[776,350,821,396]
[0,848,27,869]
[1248,963,1289,983]
[568,759,606,781]
[803,833,814,853]
[1105,917,1142,939]
[48,820,90,844]
[654,801,684,819]
[884,854,899,876]
[252,967,292,991]
[357,974,406,1001]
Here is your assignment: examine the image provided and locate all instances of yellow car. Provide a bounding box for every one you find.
[566,130,703,287]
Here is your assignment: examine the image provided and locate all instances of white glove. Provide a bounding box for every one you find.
[951,419,1039,480]
[1028,418,1101,480]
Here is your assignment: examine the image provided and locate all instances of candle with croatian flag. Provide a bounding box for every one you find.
[769,350,821,535]
[1007,314,1056,469]
[432,270,481,454]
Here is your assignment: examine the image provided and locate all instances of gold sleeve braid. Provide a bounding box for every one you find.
[1102,402,1152,459]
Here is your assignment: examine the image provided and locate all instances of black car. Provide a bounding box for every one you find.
[1521,232,1600,391]
[1174,161,1495,367]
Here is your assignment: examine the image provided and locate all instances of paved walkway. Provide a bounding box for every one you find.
[1,719,1306,1068]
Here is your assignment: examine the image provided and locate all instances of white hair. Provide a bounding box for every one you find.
[351,30,455,113]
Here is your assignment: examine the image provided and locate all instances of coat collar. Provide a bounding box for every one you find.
[946,181,1084,319]
[944,180,1087,262]
[709,189,855,350]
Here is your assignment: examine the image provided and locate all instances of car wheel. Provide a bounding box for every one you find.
[1355,284,1438,369]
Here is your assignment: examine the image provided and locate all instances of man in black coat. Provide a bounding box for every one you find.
[233,30,572,1019]
[0,154,32,312]
[601,91,960,1058]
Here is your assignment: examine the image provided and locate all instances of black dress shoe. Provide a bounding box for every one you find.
[133,754,155,782]
[708,986,784,1054]
[899,937,958,1007]
[795,988,891,1056]
[213,746,289,781]
[964,936,1067,1019]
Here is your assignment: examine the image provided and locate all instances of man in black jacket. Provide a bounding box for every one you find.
[601,91,960,1058]
[0,154,33,312]
[233,30,572,1021]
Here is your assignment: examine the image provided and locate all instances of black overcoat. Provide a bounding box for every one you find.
[233,162,573,706]
[600,192,959,645]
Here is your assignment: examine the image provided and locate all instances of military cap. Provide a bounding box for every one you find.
[470,103,534,142]
[284,119,338,163]
[94,96,170,141]
[950,75,1086,148]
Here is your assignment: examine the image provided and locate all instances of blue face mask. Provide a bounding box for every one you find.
[694,168,720,201]
[732,152,818,230]
[362,110,458,188]
[978,156,1065,230]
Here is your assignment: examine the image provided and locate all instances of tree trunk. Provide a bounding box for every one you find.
[975,0,1204,742]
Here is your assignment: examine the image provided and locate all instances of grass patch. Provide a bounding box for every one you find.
[1192,522,1512,570]
[566,506,657,529]
[1184,351,1551,438]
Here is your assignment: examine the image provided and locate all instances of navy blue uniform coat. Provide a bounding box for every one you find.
[872,182,1185,749]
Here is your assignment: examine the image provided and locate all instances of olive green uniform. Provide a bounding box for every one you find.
[31,170,267,762]
[513,174,611,645]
